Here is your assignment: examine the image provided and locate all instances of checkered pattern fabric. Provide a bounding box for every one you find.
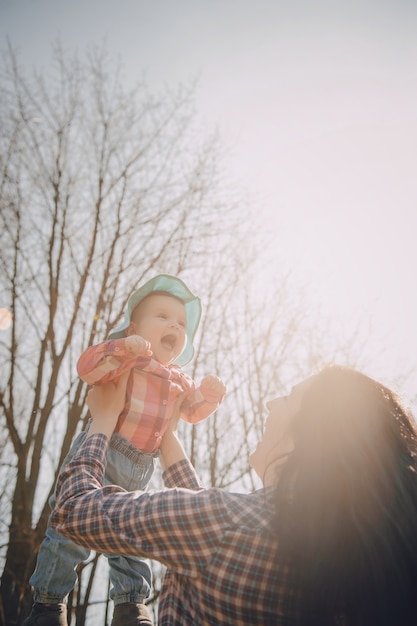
[52,435,299,625]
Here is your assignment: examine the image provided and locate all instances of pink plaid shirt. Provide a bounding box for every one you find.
[77,339,223,453]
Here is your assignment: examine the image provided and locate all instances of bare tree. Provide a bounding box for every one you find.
[0,42,370,626]
[0,42,260,625]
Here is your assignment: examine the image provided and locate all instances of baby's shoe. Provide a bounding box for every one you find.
[22,602,67,626]
[111,602,153,626]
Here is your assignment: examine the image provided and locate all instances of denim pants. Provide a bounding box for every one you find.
[30,429,157,605]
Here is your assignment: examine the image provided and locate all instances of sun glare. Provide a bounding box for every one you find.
[0,308,13,331]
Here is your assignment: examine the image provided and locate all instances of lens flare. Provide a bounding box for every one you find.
[0,308,13,330]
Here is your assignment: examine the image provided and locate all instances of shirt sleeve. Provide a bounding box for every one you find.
[180,387,224,424]
[50,434,232,577]
[77,341,171,385]
[77,340,139,384]
[163,458,204,490]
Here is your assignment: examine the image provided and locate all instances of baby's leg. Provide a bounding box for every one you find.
[105,435,156,609]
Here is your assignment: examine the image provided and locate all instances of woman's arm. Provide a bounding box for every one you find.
[158,392,204,489]
[159,429,188,471]
[159,391,188,471]
[49,377,242,578]
[86,373,129,438]
[50,380,233,576]
[50,432,230,577]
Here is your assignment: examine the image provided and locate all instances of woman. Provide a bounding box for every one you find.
[50,366,417,625]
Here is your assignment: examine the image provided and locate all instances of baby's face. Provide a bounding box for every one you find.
[130,293,187,365]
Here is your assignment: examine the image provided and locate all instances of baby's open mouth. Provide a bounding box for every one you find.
[161,334,177,350]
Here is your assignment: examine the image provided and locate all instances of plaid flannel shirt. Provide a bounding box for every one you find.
[77,339,222,452]
[51,435,298,625]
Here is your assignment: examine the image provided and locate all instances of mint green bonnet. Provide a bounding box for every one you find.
[108,274,202,366]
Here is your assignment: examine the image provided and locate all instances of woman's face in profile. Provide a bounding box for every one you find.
[249,377,313,486]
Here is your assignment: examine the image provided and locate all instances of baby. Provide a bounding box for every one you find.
[78,273,226,452]
[25,274,226,626]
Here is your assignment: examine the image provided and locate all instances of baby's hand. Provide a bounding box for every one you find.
[125,335,152,357]
[200,375,227,403]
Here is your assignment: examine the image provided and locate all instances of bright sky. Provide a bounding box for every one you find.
[1,0,416,401]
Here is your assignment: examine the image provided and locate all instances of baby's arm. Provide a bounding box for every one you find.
[125,335,152,357]
[77,336,152,385]
[182,375,227,424]
[199,375,227,404]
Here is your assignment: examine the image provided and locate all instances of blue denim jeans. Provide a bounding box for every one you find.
[30,429,157,605]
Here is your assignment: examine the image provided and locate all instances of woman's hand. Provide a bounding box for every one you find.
[86,372,129,439]
[159,390,189,471]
